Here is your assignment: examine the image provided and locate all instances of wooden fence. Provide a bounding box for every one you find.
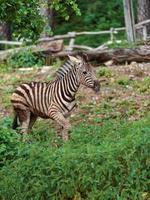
[0,19,150,51]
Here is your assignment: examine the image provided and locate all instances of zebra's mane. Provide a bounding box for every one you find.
[56,59,75,79]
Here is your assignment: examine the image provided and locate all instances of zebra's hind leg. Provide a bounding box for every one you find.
[12,111,18,130]
[28,113,37,132]
[53,112,71,141]
[14,108,31,141]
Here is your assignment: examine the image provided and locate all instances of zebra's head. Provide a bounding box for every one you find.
[68,54,100,92]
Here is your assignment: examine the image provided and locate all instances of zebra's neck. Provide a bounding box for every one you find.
[56,60,74,78]
[59,67,80,99]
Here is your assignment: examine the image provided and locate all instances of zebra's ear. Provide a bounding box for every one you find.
[68,55,79,64]
[81,53,89,62]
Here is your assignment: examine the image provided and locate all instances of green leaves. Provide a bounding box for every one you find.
[54,0,125,47]
[8,49,44,68]
[51,0,81,21]
[0,117,20,167]
[0,0,44,40]
[0,117,150,199]
[0,0,81,41]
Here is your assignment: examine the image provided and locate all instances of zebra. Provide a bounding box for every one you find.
[11,54,100,141]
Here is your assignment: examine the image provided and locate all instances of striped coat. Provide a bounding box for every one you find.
[11,55,100,141]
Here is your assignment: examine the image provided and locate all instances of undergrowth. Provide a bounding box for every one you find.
[0,49,45,72]
[0,116,150,200]
[0,54,150,199]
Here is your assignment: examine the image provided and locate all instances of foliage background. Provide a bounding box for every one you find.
[0,0,139,46]
[54,0,125,46]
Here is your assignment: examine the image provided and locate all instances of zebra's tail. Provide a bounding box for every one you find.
[12,113,18,130]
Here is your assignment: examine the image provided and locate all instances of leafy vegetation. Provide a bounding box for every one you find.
[54,0,125,46]
[97,67,112,78]
[53,0,139,46]
[117,75,131,87]
[132,77,150,94]
[0,116,150,200]
[51,0,81,21]
[0,0,137,45]
[0,0,80,40]
[0,0,44,40]
[0,59,150,199]
[8,49,45,68]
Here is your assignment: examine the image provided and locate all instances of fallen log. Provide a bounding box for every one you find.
[66,44,108,51]
[51,47,150,64]
[0,40,63,61]
[1,40,150,65]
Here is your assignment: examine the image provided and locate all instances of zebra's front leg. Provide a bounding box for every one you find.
[53,112,71,141]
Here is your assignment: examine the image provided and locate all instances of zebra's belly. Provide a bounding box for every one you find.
[62,101,77,116]
[31,107,50,119]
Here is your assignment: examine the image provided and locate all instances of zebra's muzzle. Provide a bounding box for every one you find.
[93,80,100,93]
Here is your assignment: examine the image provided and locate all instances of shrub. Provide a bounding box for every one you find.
[132,77,150,93]
[117,75,131,87]
[0,117,150,199]
[97,67,112,77]
[0,117,20,167]
[8,49,45,68]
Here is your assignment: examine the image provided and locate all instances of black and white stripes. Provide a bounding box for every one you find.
[11,55,100,141]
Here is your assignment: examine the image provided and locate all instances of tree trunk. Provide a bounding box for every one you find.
[0,22,12,40]
[47,0,54,28]
[40,0,53,38]
[137,0,150,39]
[123,0,135,42]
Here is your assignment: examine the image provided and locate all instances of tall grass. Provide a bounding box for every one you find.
[0,116,150,200]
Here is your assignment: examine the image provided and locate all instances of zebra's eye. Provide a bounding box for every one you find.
[83,71,87,75]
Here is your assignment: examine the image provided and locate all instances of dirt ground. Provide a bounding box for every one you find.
[0,62,150,123]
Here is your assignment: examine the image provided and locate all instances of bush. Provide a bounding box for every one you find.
[0,117,21,167]
[97,67,112,78]
[117,75,131,87]
[8,49,45,68]
[132,77,150,93]
[0,117,150,199]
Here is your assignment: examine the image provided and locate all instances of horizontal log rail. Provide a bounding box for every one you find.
[135,19,150,28]
[0,18,150,58]
[0,40,23,45]
[0,19,150,47]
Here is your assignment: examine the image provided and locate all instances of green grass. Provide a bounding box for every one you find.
[132,77,150,94]
[0,116,150,200]
[0,54,150,199]
[116,75,131,88]
[96,67,112,78]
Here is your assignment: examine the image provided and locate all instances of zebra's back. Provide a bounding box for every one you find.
[11,82,53,118]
